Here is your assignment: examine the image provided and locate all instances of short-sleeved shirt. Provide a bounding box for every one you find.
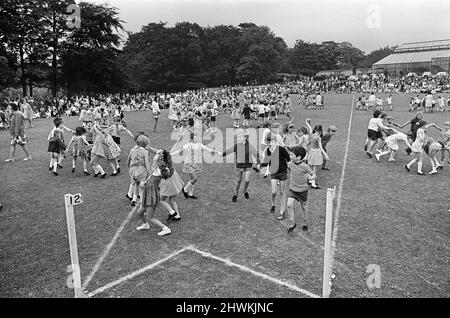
[321,133,332,150]
[223,142,257,169]
[9,111,25,136]
[264,145,290,175]
[288,161,313,192]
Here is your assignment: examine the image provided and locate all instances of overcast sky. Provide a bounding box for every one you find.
[84,0,450,53]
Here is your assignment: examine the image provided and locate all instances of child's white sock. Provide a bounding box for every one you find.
[434,158,442,168]
[378,150,390,158]
[97,165,105,175]
[407,159,416,169]
[49,158,54,168]
[183,181,192,193]
[310,179,317,187]
[127,184,134,197]
[188,184,195,196]
[83,161,87,171]
[53,161,58,172]
[417,162,423,173]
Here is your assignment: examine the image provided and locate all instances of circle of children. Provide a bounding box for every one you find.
[364,108,450,175]
[3,84,449,236]
[3,83,343,237]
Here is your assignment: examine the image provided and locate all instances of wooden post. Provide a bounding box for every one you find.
[322,188,334,298]
[64,194,84,298]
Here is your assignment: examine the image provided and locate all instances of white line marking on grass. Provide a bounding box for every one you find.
[82,206,138,291]
[86,245,194,297]
[187,246,320,298]
[329,94,355,280]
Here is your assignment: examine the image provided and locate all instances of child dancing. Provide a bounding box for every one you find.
[67,126,91,175]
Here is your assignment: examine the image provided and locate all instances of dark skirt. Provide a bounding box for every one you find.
[48,140,65,154]
[141,175,162,208]
[112,136,121,145]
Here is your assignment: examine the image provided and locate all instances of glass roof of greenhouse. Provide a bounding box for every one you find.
[374,39,450,66]
[395,39,450,53]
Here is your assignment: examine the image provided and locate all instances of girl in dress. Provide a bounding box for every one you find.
[168,100,179,131]
[159,150,183,222]
[102,129,121,176]
[127,135,151,206]
[283,123,300,149]
[66,126,91,175]
[375,129,412,162]
[106,121,133,146]
[135,151,172,236]
[231,101,241,128]
[171,133,219,199]
[423,137,447,174]
[47,117,74,175]
[297,127,310,150]
[47,117,65,176]
[405,120,443,175]
[90,124,107,178]
[305,119,329,189]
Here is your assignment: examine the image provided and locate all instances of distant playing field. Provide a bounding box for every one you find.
[1,93,449,298]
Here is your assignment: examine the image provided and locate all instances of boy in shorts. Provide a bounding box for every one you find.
[222,129,259,202]
[286,146,316,232]
[261,134,290,215]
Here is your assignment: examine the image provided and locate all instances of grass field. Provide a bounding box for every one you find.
[1,93,449,298]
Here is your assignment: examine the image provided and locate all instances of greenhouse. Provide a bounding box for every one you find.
[372,39,450,76]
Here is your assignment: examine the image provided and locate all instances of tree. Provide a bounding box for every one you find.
[337,42,365,74]
[60,2,125,96]
[0,0,49,96]
[360,46,395,68]
[41,0,76,97]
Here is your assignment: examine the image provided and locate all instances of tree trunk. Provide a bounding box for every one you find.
[52,10,57,97]
[29,78,33,97]
[19,42,27,97]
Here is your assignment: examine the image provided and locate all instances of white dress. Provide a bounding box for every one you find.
[411,129,425,153]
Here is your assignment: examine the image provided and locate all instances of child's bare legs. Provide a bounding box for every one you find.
[428,155,437,174]
[234,170,243,198]
[388,150,396,161]
[21,144,31,158]
[51,153,59,175]
[109,160,117,174]
[406,152,423,174]
[169,197,180,217]
[309,166,319,188]
[278,180,288,216]
[375,149,392,161]
[147,204,171,235]
[160,196,180,220]
[287,198,295,224]
[183,173,197,197]
[90,155,105,176]
[242,170,251,195]
[8,144,16,159]
[82,157,88,173]
[299,201,309,229]
[270,179,278,212]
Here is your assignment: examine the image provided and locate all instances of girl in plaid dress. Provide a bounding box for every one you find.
[103,131,121,176]
[136,150,172,236]
[67,126,91,175]
[127,135,151,206]
[171,133,219,199]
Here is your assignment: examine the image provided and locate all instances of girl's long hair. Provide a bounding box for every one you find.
[160,150,174,179]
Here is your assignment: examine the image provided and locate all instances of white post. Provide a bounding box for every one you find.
[64,194,83,298]
[322,188,334,298]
